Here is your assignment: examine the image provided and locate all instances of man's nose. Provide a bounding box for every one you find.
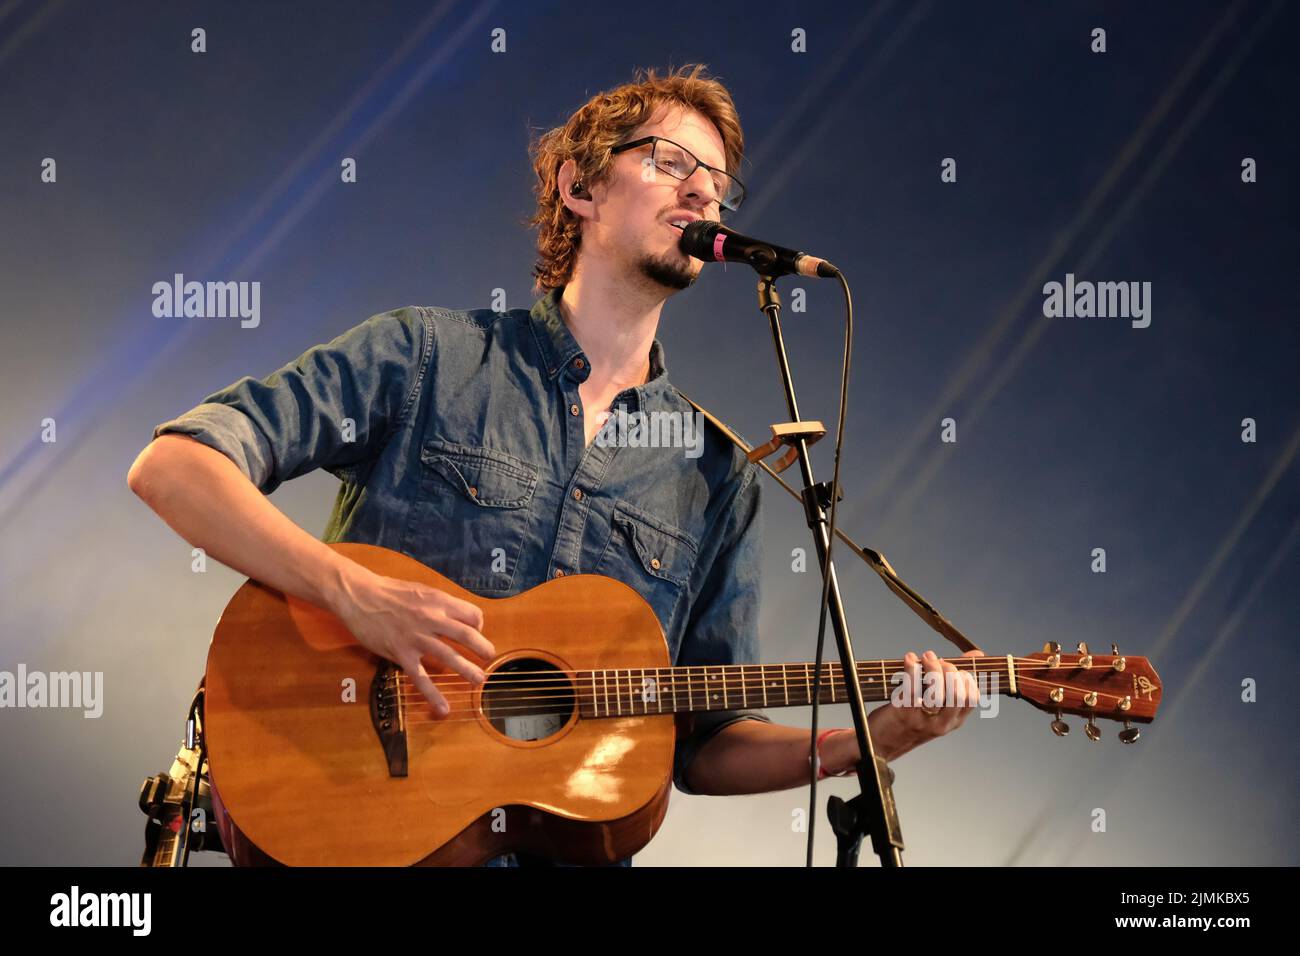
[680,168,720,208]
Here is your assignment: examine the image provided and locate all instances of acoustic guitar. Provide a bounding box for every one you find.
[203,542,1162,866]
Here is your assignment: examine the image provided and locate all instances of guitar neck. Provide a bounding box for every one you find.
[575,657,1014,719]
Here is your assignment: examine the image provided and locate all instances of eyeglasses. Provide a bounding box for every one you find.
[610,135,746,213]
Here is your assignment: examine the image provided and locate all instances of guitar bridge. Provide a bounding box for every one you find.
[369,662,408,777]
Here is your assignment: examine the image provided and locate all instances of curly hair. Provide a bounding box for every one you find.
[524,63,745,295]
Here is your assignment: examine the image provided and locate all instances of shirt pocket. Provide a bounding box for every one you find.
[402,439,539,593]
[595,499,699,635]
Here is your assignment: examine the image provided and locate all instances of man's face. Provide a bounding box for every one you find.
[588,105,730,292]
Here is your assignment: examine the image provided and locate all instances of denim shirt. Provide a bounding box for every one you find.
[153,285,772,867]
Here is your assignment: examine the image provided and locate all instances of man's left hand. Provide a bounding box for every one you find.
[829,648,985,769]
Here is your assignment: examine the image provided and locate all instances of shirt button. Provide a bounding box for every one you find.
[569,403,580,416]
[572,488,583,501]
[573,357,585,370]
[553,568,565,577]
[650,557,661,570]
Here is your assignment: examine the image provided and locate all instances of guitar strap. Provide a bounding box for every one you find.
[674,388,982,655]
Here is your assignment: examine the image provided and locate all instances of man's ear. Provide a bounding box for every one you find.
[558,159,592,217]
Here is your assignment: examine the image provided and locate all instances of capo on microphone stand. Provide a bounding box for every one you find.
[745,421,827,475]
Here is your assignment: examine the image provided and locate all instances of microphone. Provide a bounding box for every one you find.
[678,220,839,279]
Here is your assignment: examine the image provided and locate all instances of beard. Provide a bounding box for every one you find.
[636,243,698,292]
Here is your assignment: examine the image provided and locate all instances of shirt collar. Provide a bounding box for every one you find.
[527,285,672,405]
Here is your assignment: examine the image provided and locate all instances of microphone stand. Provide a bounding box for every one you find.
[754,274,903,868]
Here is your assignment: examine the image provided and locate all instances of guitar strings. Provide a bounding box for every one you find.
[379,658,1127,699]
[372,672,1151,726]
[380,662,1142,708]
[395,683,1151,726]
[379,656,1081,690]
[386,672,1141,711]
[384,655,1124,677]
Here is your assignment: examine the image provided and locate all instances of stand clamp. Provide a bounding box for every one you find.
[746,421,827,474]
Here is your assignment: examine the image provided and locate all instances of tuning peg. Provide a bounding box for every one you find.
[1077,642,1093,668]
[1084,716,1101,741]
[1118,719,1140,745]
[1050,709,1070,737]
[1043,641,1061,654]
[1111,643,1127,672]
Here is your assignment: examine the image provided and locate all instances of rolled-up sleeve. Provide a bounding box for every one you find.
[673,462,771,794]
[152,306,431,494]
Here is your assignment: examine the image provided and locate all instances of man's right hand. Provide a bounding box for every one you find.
[128,434,496,717]
[330,568,496,717]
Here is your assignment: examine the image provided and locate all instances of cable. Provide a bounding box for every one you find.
[805,268,853,867]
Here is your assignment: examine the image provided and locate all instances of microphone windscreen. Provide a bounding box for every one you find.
[678,220,723,262]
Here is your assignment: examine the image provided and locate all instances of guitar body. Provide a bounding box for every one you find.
[204,543,676,866]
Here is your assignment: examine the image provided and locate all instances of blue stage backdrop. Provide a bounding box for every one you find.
[0,0,1296,866]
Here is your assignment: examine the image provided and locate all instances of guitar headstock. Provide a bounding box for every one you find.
[1016,642,1161,743]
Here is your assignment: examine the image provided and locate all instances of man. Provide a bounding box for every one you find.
[127,64,981,867]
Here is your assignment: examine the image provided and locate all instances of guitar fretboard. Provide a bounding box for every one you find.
[575,658,1013,718]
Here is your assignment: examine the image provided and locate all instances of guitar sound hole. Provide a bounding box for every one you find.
[482,658,575,741]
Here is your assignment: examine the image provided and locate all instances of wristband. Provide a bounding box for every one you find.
[811,728,854,780]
